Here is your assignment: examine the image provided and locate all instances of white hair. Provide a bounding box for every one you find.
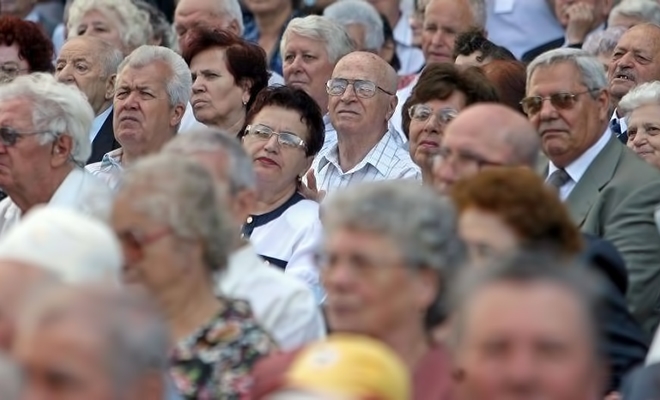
[0,73,93,165]
[324,0,384,52]
[609,0,660,27]
[281,16,356,64]
[0,353,21,400]
[582,26,627,56]
[618,81,660,118]
[67,0,153,53]
[64,36,125,77]
[117,45,192,108]
[0,206,122,286]
[468,0,486,28]
[221,0,245,36]
[163,128,256,192]
[527,48,608,94]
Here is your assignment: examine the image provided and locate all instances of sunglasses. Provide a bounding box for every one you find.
[520,90,597,116]
[326,78,394,99]
[0,127,52,146]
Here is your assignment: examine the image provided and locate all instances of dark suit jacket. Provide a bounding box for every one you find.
[620,363,660,398]
[87,109,120,165]
[522,38,583,63]
[543,135,660,336]
[581,234,648,392]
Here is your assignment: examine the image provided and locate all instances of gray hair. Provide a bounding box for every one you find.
[163,128,256,193]
[120,154,231,272]
[527,48,608,97]
[449,249,607,361]
[117,45,192,108]
[134,0,178,51]
[0,353,21,400]
[468,0,487,28]
[618,80,660,118]
[322,180,466,328]
[67,0,153,52]
[221,0,245,36]
[324,0,384,52]
[18,285,170,395]
[281,16,356,64]
[0,73,93,165]
[609,0,660,27]
[582,26,627,57]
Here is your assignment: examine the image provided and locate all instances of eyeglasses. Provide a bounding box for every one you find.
[326,78,395,99]
[0,63,28,78]
[0,127,53,146]
[408,104,458,125]
[520,90,597,116]
[244,124,307,150]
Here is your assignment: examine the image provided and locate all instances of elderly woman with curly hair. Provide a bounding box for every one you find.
[0,16,54,82]
[401,63,499,184]
[67,0,153,55]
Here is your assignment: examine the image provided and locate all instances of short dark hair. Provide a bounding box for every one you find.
[453,28,515,62]
[0,16,54,73]
[242,86,325,157]
[450,249,607,363]
[401,63,500,137]
[181,28,270,111]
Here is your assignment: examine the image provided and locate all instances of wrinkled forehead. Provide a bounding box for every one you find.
[333,55,391,86]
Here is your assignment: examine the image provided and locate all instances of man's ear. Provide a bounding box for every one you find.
[105,74,116,101]
[50,134,74,168]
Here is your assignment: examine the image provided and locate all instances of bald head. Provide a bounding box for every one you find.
[336,51,398,93]
[452,104,540,166]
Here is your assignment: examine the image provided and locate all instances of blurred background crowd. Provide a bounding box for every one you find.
[1,0,660,399]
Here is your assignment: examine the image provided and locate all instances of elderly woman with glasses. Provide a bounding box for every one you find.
[0,16,54,83]
[401,63,499,184]
[619,81,660,169]
[238,85,326,297]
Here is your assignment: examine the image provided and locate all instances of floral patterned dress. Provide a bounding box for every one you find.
[169,298,278,399]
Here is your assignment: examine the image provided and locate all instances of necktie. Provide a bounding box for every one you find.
[611,118,627,143]
[547,168,571,190]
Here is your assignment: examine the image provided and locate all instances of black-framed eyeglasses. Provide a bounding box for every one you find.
[408,104,458,125]
[326,78,395,99]
[0,63,28,78]
[244,124,307,150]
[432,146,505,170]
[0,127,53,146]
[520,90,597,116]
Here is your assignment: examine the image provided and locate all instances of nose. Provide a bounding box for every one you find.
[55,64,74,84]
[537,97,559,121]
[614,52,634,70]
[432,155,456,190]
[631,130,646,147]
[321,262,355,291]
[339,83,358,102]
[431,30,447,47]
[288,55,304,74]
[192,77,205,94]
[422,114,443,135]
[263,134,280,153]
[118,91,140,111]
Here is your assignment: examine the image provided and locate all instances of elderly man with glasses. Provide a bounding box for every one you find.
[0,73,113,236]
[525,47,660,336]
[309,51,419,194]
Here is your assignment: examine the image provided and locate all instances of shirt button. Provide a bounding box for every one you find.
[247,216,253,223]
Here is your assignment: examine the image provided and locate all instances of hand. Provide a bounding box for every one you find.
[298,169,326,203]
[565,2,596,45]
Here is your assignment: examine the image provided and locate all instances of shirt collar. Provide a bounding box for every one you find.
[548,128,611,183]
[48,168,87,207]
[100,148,123,171]
[393,8,413,46]
[611,108,628,133]
[318,127,396,176]
[90,106,112,142]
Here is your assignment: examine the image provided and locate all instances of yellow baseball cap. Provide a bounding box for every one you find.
[284,334,412,400]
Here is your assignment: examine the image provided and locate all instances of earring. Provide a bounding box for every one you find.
[242,99,248,106]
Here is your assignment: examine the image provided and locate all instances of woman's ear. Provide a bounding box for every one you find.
[241,79,254,106]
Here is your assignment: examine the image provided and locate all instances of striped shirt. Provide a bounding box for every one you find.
[312,128,421,193]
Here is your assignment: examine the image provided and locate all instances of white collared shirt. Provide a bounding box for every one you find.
[0,168,113,237]
[486,0,565,60]
[320,113,337,154]
[217,244,326,350]
[547,128,612,201]
[85,148,123,191]
[391,74,419,136]
[89,106,112,143]
[393,9,425,75]
[313,127,421,193]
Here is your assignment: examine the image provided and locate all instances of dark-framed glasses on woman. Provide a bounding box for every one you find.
[244,124,307,151]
